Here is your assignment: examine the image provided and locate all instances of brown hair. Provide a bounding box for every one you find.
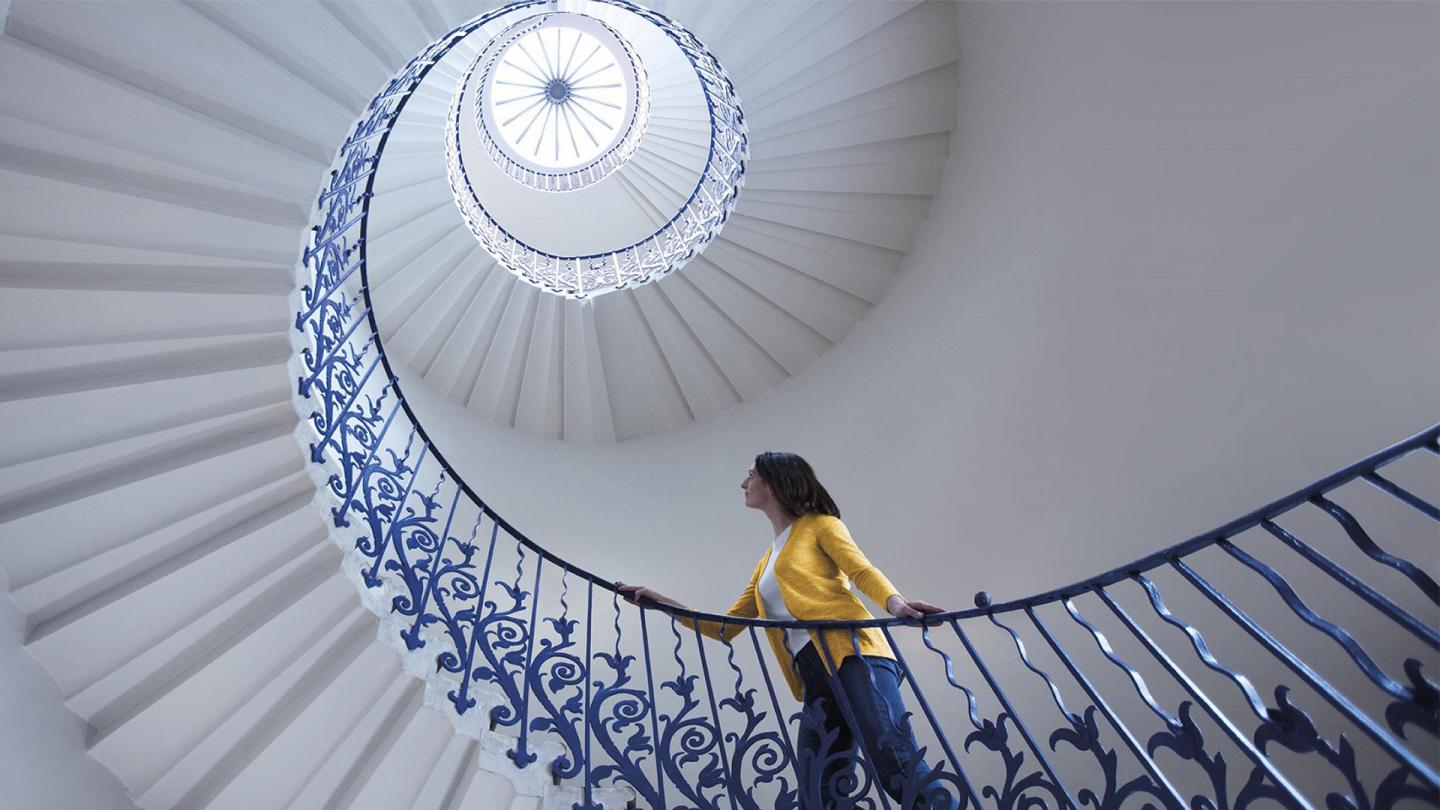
[753,451,841,519]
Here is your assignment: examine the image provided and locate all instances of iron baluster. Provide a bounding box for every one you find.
[443,521,499,715]
[986,614,1082,724]
[580,579,595,809]
[509,552,545,768]
[310,148,367,233]
[1025,606,1188,810]
[304,210,366,262]
[298,305,373,396]
[659,614,723,810]
[325,386,401,528]
[814,629,895,810]
[716,626,796,809]
[877,624,977,810]
[1061,597,1181,729]
[586,589,659,806]
[1361,469,1440,522]
[401,495,470,651]
[527,569,585,781]
[692,621,737,809]
[352,425,419,585]
[917,623,985,731]
[383,466,447,620]
[315,162,378,208]
[486,537,534,729]
[1260,519,1438,649]
[950,619,1081,810]
[309,354,382,463]
[1217,539,1416,702]
[639,607,668,810]
[295,267,352,364]
[421,510,483,694]
[1172,557,1440,789]
[392,474,460,638]
[365,441,430,587]
[295,254,365,328]
[863,627,979,809]
[1130,574,1269,720]
[1094,585,1314,810]
[746,626,800,805]
[1309,494,1440,605]
[305,339,379,487]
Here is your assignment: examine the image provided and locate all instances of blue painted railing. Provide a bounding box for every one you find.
[291,3,1439,808]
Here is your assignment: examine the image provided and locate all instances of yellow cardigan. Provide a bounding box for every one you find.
[680,512,903,701]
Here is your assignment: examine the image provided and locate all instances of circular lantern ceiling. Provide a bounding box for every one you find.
[445,4,748,300]
[476,12,649,190]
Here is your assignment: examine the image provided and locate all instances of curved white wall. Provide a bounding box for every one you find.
[402,0,1439,615]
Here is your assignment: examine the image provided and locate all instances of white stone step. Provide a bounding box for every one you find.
[0,428,299,599]
[5,0,345,163]
[134,606,374,809]
[0,233,290,296]
[0,38,322,199]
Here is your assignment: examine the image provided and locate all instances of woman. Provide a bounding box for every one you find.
[618,452,958,809]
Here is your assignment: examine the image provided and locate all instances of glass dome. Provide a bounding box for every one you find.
[444,1,748,299]
[475,12,649,192]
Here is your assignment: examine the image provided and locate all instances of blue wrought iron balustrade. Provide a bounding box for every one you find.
[291,4,1439,808]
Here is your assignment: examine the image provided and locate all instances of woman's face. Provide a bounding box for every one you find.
[741,466,770,510]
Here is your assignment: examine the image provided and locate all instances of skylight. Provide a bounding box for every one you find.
[474,13,648,192]
[490,25,626,169]
[445,5,747,298]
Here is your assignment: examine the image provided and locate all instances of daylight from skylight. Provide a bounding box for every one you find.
[487,24,630,170]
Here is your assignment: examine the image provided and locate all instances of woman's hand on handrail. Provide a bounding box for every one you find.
[618,582,947,623]
[616,582,685,610]
[886,594,947,621]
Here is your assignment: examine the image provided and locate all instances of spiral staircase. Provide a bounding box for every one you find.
[1,2,1437,810]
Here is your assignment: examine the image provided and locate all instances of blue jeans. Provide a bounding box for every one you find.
[792,643,960,810]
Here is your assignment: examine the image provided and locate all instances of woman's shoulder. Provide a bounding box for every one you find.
[800,512,847,532]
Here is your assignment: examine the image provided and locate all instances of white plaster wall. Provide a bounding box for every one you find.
[400,0,1439,616]
[0,595,138,810]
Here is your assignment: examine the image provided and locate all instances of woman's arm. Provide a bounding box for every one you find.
[816,518,945,619]
[684,571,760,642]
[618,565,761,642]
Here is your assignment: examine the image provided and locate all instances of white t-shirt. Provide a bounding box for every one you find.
[757,524,811,657]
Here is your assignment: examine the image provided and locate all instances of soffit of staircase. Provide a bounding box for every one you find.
[366,0,960,443]
[0,2,956,807]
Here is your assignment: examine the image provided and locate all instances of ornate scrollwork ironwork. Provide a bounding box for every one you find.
[965,712,1068,810]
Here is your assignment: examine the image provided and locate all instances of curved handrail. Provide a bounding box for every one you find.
[291,3,1440,807]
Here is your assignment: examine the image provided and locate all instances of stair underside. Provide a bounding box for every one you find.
[0,0,959,807]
